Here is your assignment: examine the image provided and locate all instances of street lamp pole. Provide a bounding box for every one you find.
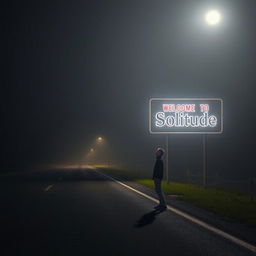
[201,9,221,188]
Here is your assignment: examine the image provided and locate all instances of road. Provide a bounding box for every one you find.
[0,167,255,256]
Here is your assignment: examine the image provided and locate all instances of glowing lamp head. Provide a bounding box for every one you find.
[205,10,221,26]
[97,137,103,143]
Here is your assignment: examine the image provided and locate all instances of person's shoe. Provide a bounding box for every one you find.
[154,205,161,210]
[158,205,167,212]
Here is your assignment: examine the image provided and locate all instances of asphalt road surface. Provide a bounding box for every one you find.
[1,167,255,256]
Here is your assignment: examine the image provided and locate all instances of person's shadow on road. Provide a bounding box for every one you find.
[134,210,162,228]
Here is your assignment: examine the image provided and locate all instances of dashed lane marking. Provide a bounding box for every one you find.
[44,185,53,192]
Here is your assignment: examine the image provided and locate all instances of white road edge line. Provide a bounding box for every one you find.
[94,169,256,253]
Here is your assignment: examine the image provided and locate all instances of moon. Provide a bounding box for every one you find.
[205,10,221,26]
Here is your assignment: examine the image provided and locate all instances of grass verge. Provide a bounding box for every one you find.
[94,166,256,225]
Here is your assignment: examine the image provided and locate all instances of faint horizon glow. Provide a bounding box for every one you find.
[205,10,222,26]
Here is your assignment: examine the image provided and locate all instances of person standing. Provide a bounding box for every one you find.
[152,148,167,211]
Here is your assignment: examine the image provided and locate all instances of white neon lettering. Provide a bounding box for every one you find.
[199,113,208,127]
[154,112,218,128]
[155,112,165,127]
[166,115,175,126]
[184,114,191,127]
[208,115,217,127]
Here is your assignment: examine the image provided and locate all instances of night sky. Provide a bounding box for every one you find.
[2,0,256,178]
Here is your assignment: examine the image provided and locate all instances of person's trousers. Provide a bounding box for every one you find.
[154,178,166,206]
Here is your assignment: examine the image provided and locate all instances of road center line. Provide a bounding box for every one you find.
[44,185,53,192]
[94,169,256,253]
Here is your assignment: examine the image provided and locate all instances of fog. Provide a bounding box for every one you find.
[2,0,256,180]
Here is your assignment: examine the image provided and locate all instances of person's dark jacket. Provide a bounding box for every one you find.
[152,157,164,180]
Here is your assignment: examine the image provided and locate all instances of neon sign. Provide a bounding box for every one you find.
[149,98,223,134]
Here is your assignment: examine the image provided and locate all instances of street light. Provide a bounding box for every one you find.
[96,136,110,166]
[205,10,221,26]
[97,137,103,143]
[202,9,222,187]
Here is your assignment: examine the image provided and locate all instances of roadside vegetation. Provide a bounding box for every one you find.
[94,165,256,225]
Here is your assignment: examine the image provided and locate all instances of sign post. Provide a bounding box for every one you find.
[203,134,207,188]
[166,135,169,184]
[149,98,223,187]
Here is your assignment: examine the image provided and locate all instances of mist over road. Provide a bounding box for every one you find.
[1,167,254,256]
